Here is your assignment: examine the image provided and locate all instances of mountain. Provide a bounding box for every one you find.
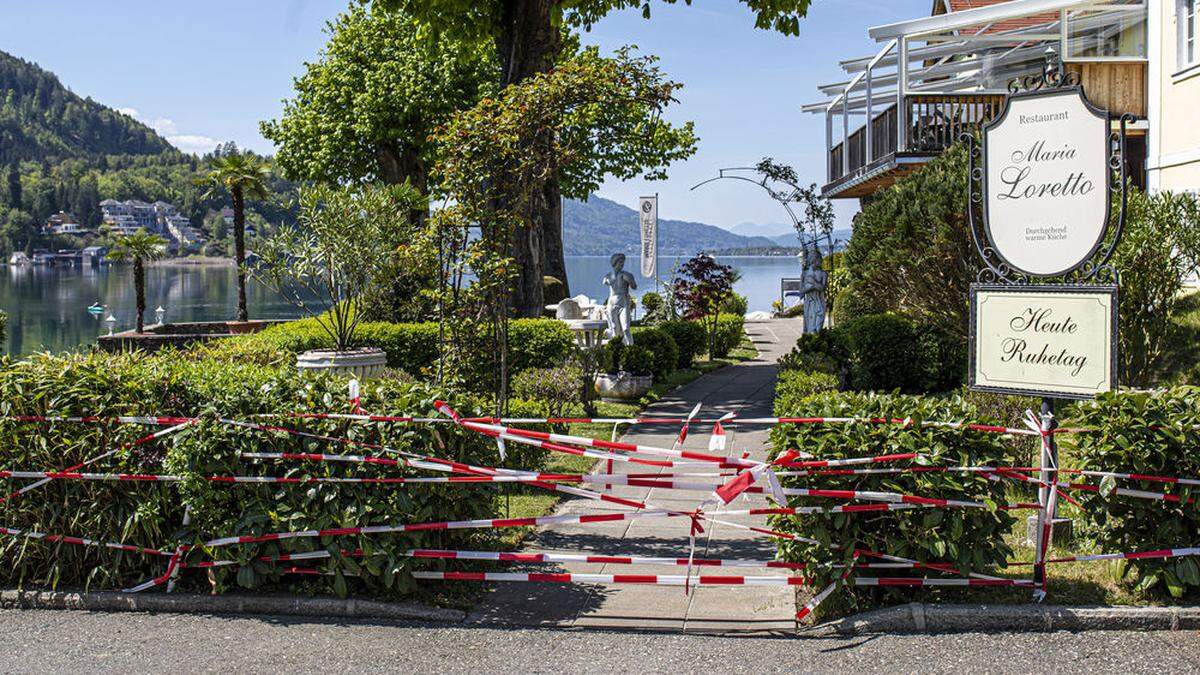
[563,196,780,255]
[0,50,177,164]
[729,221,792,238]
[767,228,854,249]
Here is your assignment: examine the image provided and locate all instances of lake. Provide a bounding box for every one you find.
[1,255,802,356]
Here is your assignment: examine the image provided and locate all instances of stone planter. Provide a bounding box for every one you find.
[296,347,388,379]
[594,372,653,402]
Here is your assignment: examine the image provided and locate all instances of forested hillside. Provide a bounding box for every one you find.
[0,51,296,258]
[563,195,778,255]
[0,50,174,164]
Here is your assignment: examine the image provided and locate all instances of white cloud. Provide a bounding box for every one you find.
[118,108,220,155]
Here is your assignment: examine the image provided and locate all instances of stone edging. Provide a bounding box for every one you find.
[807,602,1200,636]
[0,589,466,623]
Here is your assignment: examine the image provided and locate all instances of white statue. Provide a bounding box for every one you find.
[800,246,827,334]
[602,252,637,345]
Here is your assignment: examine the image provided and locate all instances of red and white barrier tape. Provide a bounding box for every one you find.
[411,570,806,586]
[0,525,171,557]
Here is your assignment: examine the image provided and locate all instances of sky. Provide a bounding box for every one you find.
[0,0,932,231]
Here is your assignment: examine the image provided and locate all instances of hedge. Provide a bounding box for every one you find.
[711,313,744,359]
[207,317,574,389]
[1071,388,1200,597]
[629,326,679,379]
[658,320,706,369]
[773,370,838,406]
[0,351,546,596]
[769,391,1018,605]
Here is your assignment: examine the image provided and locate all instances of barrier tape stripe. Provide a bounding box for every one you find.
[1005,546,1200,566]
[0,525,172,557]
[411,570,807,586]
[853,577,1035,588]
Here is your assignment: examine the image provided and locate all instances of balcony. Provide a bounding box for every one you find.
[825,93,1004,199]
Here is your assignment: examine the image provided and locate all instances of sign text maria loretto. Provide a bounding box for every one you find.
[970,286,1116,399]
[984,88,1110,277]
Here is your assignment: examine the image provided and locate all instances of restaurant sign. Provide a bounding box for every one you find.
[983,87,1111,277]
[638,195,658,279]
[969,285,1117,399]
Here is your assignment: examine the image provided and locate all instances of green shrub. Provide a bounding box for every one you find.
[0,351,535,596]
[914,323,967,392]
[769,391,1017,605]
[630,326,679,379]
[779,328,850,380]
[511,362,583,422]
[640,292,667,323]
[840,314,920,392]
[721,292,748,317]
[658,320,706,369]
[773,370,838,408]
[209,318,573,390]
[622,345,655,376]
[1071,388,1200,597]
[0,310,6,344]
[711,313,744,358]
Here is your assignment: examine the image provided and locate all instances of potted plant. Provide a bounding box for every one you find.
[251,181,423,378]
[594,341,655,402]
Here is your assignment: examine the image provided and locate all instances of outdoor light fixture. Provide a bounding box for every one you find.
[155,305,166,325]
[104,314,117,336]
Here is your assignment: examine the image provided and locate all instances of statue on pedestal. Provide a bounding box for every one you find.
[602,253,637,345]
[800,246,827,334]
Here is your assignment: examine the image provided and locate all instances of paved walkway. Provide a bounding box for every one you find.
[469,318,805,633]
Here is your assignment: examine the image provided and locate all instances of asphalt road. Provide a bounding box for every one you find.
[2,610,1198,674]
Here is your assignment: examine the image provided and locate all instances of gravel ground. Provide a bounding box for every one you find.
[2,610,1198,674]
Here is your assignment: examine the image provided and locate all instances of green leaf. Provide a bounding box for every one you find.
[1099,475,1118,497]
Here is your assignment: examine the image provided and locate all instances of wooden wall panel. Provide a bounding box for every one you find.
[1066,62,1147,117]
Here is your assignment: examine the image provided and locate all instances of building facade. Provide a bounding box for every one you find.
[1148,0,1200,191]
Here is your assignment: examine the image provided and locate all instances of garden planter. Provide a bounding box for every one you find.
[594,372,653,402]
[296,347,388,379]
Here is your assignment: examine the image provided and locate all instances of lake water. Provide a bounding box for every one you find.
[1,255,802,356]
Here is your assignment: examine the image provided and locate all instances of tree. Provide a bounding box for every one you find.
[437,45,695,317]
[671,253,736,361]
[261,5,495,214]
[380,0,813,299]
[107,230,166,333]
[252,182,426,351]
[197,153,271,322]
[5,162,20,209]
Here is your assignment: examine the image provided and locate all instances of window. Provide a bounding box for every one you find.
[1182,0,1198,70]
[1064,3,1148,61]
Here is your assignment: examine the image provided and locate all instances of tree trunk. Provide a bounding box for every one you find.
[134,257,145,334]
[232,186,248,322]
[377,142,428,224]
[497,0,564,317]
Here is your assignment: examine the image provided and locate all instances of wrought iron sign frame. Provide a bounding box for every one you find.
[962,69,1136,287]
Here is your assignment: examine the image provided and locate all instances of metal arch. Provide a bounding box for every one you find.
[689,168,834,255]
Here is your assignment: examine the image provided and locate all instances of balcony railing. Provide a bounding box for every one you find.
[827,93,1004,192]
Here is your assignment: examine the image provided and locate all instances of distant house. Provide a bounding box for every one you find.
[100,199,160,234]
[46,211,90,236]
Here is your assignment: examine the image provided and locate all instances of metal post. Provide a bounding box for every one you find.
[865,64,874,163]
[897,36,909,151]
[1032,397,1058,590]
[825,110,834,182]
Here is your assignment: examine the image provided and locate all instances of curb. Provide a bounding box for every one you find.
[806,602,1200,636]
[0,589,466,623]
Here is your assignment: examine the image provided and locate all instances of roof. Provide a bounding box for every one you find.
[870,0,1087,40]
[943,0,1057,33]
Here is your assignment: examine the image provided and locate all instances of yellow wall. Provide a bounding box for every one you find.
[1155,1,1200,190]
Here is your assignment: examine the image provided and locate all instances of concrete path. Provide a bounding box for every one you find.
[469,318,805,633]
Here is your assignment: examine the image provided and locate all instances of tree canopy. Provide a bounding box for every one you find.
[261,5,497,188]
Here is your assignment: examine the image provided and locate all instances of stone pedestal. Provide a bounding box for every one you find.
[1025,515,1074,548]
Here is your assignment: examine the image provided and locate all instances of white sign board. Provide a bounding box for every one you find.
[970,285,1116,399]
[639,196,657,279]
[984,88,1110,277]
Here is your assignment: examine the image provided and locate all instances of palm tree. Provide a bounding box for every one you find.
[107,230,166,333]
[197,152,271,322]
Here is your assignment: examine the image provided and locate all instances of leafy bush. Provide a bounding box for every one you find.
[778,328,850,380]
[511,362,583,422]
[839,314,920,392]
[599,340,655,376]
[914,323,967,392]
[1071,388,1200,597]
[0,351,533,596]
[711,313,744,359]
[208,317,573,390]
[639,292,667,323]
[657,320,706,369]
[774,370,838,407]
[0,310,6,344]
[721,292,748,317]
[769,391,1018,604]
[1112,190,1200,386]
[629,326,678,379]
